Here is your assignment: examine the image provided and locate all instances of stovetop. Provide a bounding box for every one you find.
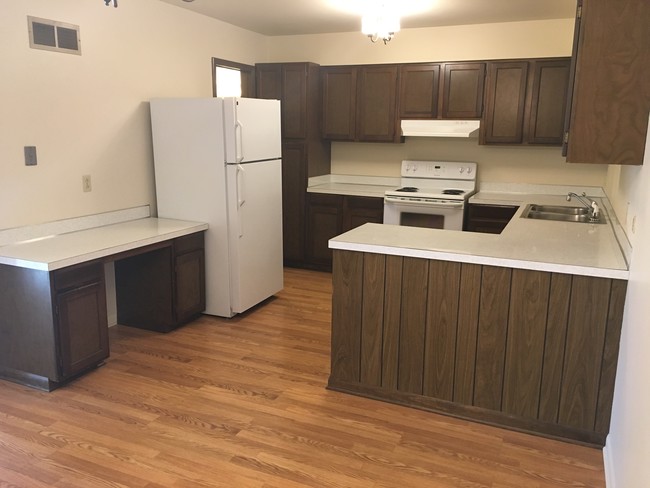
[384,160,478,201]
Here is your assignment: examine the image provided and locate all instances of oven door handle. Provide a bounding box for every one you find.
[384,196,465,208]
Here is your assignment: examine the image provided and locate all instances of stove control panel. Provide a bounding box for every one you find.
[401,160,477,180]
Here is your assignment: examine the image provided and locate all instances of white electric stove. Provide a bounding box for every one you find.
[383,160,478,230]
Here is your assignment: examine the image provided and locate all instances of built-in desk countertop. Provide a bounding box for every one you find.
[0,217,208,271]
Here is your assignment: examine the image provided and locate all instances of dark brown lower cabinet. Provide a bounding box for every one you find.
[329,250,627,446]
[305,194,383,271]
[281,142,307,267]
[115,232,205,332]
[54,262,109,379]
[0,260,110,391]
[0,231,206,391]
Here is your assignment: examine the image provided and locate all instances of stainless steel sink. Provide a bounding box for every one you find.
[521,204,606,224]
[527,204,589,215]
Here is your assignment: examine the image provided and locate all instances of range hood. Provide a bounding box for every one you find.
[401,119,480,138]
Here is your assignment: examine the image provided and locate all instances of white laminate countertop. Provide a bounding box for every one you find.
[330,192,630,280]
[0,218,208,271]
[307,174,399,198]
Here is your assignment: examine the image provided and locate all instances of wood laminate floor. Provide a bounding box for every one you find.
[0,268,605,487]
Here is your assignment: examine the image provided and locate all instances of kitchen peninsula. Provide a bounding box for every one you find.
[328,192,628,446]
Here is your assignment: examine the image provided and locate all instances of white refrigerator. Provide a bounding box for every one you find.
[149,97,283,318]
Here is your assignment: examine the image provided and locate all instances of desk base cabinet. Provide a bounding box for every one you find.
[116,232,205,332]
[0,261,109,391]
[54,262,109,380]
[0,231,205,391]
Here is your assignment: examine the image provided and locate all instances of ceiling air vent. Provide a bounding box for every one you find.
[27,16,81,55]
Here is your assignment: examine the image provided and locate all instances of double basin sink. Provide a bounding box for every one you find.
[522,204,605,224]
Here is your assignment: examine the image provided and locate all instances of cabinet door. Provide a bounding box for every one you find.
[482,61,529,144]
[399,64,440,119]
[344,196,384,231]
[282,64,309,139]
[527,59,570,145]
[255,64,282,100]
[175,249,206,323]
[305,193,344,269]
[281,142,307,265]
[56,274,108,379]
[357,65,399,142]
[322,67,357,140]
[442,63,485,119]
[564,0,649,164]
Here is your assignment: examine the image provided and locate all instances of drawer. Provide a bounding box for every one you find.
[174,232,205,255]
[53,261,104,291]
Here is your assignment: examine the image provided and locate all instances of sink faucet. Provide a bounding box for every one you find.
[567,192,600,221]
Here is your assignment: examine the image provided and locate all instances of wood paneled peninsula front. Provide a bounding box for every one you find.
[328,194,628,447]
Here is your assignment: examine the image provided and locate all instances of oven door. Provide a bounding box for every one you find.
[383,196,465,230]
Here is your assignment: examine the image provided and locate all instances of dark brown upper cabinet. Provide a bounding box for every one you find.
[255,64,282,100]
[563,0,649,165]
[528,59,571,145]
[399,62,484,120]
[322,65,399,142]
[441,63,486,119]
[399,63,441,118]
[482,61,529,144]
[356,65,399,142]
[482,58,570,146]
[322,66,358,140]
[256,63,314,140]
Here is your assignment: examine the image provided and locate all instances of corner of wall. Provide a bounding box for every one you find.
[603,436,616,488]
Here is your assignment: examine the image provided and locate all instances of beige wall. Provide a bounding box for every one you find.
[604,121,650,488]
[0,0,266,230]
[267,19,575,65]
[266,18,607,187]
[331,139,607,185]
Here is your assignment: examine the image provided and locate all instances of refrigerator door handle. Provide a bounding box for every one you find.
[236,164,245,237]
[235,120,244,163]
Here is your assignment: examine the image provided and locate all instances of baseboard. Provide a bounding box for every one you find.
[108,313,118,327]
[603,435,616,488]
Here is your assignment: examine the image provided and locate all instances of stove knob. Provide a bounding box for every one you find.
[459,167,465,174]
[466,167,473,174]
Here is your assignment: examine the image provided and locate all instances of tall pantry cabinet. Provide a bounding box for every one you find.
[256,63,331,267]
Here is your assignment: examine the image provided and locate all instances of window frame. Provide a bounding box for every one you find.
[211,58,255,98]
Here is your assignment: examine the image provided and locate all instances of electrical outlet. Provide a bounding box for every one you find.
[82,174,92,192]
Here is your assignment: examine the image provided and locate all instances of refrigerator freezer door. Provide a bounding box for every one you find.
[226,158,283,313]
[223,97,282,164]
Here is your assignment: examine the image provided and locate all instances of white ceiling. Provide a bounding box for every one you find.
[156,0,577,36]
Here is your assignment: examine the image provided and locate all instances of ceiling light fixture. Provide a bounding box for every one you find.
[361,3,400,44]
[104,0,117,7]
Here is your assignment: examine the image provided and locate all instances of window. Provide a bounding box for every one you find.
[215,66,241,97]
[212,58,255,98]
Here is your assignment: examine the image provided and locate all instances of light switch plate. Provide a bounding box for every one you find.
[24,146,37,166]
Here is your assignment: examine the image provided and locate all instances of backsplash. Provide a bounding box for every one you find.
[330,138,608,187]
